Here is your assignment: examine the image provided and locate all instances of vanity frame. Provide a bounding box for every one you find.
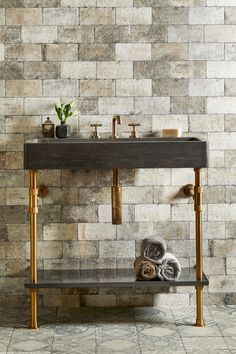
[24,138,208,329]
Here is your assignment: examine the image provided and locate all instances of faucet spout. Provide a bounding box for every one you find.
[112,115,122,139]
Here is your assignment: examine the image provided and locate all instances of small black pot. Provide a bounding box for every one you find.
[56,123,71,138]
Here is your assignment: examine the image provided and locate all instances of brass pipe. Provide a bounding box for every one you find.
[112,168,122,225]
[194,168,205,327]
[29,170,38,330]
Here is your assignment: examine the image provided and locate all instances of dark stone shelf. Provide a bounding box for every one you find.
[25,267,209,289]
[24,137,208,169]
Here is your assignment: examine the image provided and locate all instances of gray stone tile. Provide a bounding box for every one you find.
[182,336,228,351]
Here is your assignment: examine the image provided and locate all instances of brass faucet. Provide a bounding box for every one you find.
[111,115,122,224]
[112,115,122,139]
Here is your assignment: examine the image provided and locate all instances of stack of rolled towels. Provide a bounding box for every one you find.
[134,237,181,281]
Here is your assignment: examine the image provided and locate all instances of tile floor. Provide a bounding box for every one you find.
[0,305,235,354]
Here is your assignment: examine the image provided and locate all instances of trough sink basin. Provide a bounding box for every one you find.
[24,137,208,170]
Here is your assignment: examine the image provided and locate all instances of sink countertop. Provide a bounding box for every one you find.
[24,137,208,169]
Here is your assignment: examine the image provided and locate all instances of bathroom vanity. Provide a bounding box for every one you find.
[24,137,208,329]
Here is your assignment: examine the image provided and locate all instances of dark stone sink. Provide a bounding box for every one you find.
[24,137,208,169]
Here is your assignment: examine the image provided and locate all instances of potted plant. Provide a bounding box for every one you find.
[55,100,76,138]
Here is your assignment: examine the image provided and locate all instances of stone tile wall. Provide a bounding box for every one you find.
[0,0,236,307]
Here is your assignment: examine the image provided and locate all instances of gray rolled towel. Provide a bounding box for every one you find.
[157,252,181,281]
[141,237,167,264]
[134,256,158,281]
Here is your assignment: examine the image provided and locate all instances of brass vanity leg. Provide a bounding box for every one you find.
[194,168,205,327]
[29,170,38,330]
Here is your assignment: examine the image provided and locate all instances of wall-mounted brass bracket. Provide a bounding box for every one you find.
[183,184,194,198]
[38,185,48,198]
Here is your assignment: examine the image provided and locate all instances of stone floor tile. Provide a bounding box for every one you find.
[182,336,228,351]
[224,337,236,351]
[52,333,96,354]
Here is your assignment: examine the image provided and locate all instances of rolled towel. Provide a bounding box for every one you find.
[157,252,181,281]
[141,237,167,264]
[134,255,158,281]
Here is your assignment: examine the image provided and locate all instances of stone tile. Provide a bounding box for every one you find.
[63,240,98,258]
[99,240,135,258]
[225,44,236,60]
[152,43,188,61]
[62,0,96,5]
[0,80,5,95]
[0,62,23,80]
[189,114,224,132]
[22,26,57,43]
[98,97,133,115]
[205,25,236,42]
[116,43,151,61]
[43,223,77,241]
[43,79,78,97]
[135,204,171,222]
[97,61,133,79]
[182,337,228,351]
[132,25,167,42]
[153,221,189,240]
[62,62,96,79]
[58,25,94,44]
[135,169,171,186]
[79,43,115,61]
[0,26,21,43]
[97,0,133,5]
[209,150,224,167]
[189,43,224,60]
[116,7,152,25]
[80,80,115,97]
[171,97,205,114]
[80,8,115,25]
[6,187,28,205]
[153,7,188,24]
[78,187,110,204]
[189,6,224,24]
[117,222,153,240]
[24,62,60,79]
[6,80,42,97]
[168,25,203,42]
[96,25,131,43]
[116,79,152,97]
[208,204,236,222]
[62,205,98,223]
[43,44,78,61]
[209,133,236,150]
[77,97,98,115]
[24,0,61,5]
[5,44,41,61]
[52,332,95,353]
[6,8,42,25]
[43,8,78,25]
[0,45,3,62]
[170,61,205,78]
[123,186,153,204]
[226,186,236,203]
[207,61,236,78]
[78,223,116,241]
[26,241,62,259]
[134,61,169,79]
[24,98,58,115]
[0,8,5,25]
[225,150,236,166]
[153,78,188,96]
[8,328,54,353]
[134,97,170,114]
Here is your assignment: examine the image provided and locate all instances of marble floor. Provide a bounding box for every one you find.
[0,305,235,354]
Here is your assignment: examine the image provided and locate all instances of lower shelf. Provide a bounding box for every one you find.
[25,267,209,289]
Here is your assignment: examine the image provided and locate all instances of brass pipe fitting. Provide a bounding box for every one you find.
[183,184,194,198]
[112,168,122,224]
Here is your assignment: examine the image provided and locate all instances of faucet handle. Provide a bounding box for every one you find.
[128,123,140,138]
[90,123,102,139]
